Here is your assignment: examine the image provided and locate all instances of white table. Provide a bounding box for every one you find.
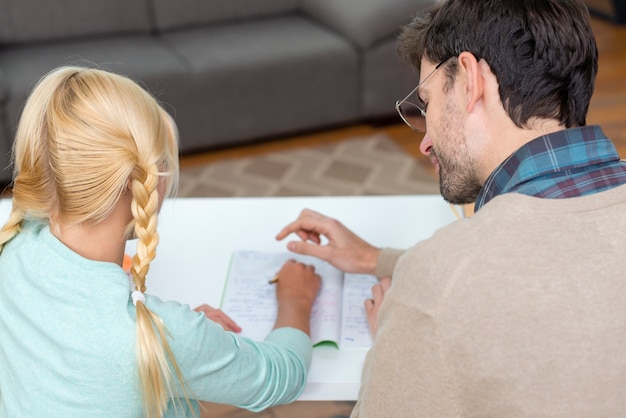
[0,195,457,400]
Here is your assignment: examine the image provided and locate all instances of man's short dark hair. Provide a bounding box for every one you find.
[398,0,598,128]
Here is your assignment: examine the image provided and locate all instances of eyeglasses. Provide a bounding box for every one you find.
[395,57,452,132]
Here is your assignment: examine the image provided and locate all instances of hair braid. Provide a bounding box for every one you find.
[130,166,160,292]
[0,208,25,254]
[130,165,194,418]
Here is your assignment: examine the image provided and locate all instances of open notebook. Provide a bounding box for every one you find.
[220,249,377,349]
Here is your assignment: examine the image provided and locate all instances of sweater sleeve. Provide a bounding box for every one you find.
[352,243,461,417]
[147,299,312,412]
[374,248,405,278]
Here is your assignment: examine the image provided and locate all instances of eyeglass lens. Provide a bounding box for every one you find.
[398,101,426,132]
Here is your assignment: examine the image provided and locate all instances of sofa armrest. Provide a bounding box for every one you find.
[300,0,434,49]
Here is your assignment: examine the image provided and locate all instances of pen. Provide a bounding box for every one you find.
[268,275,279,285]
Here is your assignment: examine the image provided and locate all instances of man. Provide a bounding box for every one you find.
[276,0,626,416]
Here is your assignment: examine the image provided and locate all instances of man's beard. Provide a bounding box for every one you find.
[433,148,482,205]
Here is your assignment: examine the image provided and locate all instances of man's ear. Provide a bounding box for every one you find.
[457,51,483,113]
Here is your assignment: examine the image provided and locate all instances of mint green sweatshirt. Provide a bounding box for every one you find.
[0,221,311,417]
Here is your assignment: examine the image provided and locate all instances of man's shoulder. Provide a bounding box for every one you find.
[391,185,626,312]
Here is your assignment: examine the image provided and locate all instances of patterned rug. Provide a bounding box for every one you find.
[178,134,439,197]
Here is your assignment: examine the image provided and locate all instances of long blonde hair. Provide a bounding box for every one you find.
[0,66,190,417]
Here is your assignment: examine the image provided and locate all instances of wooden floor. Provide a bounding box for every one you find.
[181,16,626,177]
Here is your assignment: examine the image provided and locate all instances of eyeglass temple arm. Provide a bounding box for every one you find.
[396,83,421,106]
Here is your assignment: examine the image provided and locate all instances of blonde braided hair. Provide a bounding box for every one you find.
[1,66,191,418]
[0,208,24,253]
[129,165,193,416]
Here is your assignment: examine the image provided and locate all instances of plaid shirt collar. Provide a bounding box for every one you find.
[475,125,623,211]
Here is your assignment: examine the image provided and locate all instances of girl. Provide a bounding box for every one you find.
[0,66,320,417]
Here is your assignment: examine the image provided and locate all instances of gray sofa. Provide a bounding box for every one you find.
[0,0,433,184]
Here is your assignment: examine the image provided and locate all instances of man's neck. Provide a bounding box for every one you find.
[480,118,568,183]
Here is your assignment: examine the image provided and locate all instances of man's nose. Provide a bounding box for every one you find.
[419,134,433,156]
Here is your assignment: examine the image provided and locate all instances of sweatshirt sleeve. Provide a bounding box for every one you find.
[374,248,405,278]
[147,299,312,412]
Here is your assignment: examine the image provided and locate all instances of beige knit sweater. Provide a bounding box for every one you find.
[352,184,626,417]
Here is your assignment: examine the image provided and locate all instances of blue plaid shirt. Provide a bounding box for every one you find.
[475,125,626,211]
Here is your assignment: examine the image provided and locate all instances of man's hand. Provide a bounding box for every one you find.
[364,276,391,338]
[194,304,242,333]
[276,208,380,275]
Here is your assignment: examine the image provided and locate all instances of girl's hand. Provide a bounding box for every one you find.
[194,304,242,333]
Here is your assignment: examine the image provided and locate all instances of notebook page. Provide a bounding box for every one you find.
[220,250,343,345]
[339,273,377,349]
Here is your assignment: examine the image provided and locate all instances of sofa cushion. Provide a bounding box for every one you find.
[0,35,189,150]
[300,0,434,49]
[361,40,418,118]
[159,15,359,151]
[0,0,151,45]
[152,0,298,32]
